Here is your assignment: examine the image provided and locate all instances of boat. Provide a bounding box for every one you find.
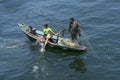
[18,23,87,52]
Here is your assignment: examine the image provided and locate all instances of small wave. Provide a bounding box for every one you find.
[0,38,25,49]
[33,65,39,72]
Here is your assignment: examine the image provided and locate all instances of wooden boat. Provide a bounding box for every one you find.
[18,23,87,52]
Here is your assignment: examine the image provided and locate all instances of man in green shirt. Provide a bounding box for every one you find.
[43,24,54,35]
[43,24,55,43]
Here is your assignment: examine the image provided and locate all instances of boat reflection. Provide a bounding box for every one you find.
[69,56,87,73]
[28,42,87,73]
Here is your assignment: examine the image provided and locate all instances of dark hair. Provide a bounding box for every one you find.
[44,24,48,27]
[29,26,33,30]
[70,17,74,21]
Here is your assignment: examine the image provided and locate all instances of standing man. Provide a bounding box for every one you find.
[68,18,82,44]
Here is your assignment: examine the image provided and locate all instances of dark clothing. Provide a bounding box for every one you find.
[69,22,81,42]
[31,30,37,35]
[71,34,78,42]
[29,27,37,35]
[29,27,33,33]
[43,34,55,43]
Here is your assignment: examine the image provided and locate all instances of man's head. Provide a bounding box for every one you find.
[44,24,48,29]
[70,18,75,24]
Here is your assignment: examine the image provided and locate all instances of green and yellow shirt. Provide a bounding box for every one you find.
[43,27,52,35]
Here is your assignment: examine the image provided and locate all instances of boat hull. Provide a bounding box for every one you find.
[18,23,87,52]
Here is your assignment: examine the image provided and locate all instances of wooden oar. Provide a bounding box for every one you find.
[57,28,66,36]
[40,34,51,52]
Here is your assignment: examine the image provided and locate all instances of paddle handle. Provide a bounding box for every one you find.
[43,37,49,48]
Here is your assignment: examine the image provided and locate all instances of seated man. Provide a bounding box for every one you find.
[43,24,56,43]
[29,26,38,36]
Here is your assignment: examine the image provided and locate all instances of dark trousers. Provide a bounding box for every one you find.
[71,33,78,42]
[44,34,55,43]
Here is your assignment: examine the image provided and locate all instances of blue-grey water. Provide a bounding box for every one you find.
[0,0,120,80]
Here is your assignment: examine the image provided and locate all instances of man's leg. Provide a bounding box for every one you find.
[74,34,80,47]
[71,34,75,42]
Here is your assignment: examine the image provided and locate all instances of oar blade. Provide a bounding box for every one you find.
[40,47,45,52]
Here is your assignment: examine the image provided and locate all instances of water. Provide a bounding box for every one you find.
[0,0,120,80]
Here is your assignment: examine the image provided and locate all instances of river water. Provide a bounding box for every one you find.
[0,0,120,80]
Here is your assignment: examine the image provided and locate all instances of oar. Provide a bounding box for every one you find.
[40,34,50,52]
[55,28,66,37]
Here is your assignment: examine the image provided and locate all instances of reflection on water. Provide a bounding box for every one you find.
[27,42,87,80]
[69,56,87,73]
